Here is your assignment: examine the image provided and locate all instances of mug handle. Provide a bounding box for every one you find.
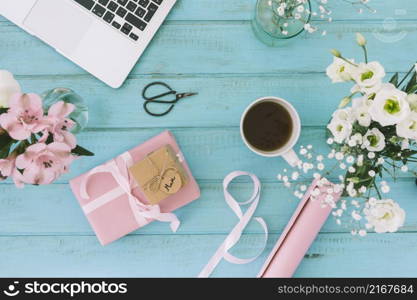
[282,149,300,167]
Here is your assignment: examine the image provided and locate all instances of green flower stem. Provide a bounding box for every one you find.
[387,159,399,180]
[352,177,374,184]
[373,180,382,199]
[362,46,368,63]
[382,165,396,178]
[385,160,399,168]
[340,56,359,67]
[398,62,417,88]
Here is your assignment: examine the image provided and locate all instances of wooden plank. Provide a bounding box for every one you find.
[0,21,416,76]
[0,179,416,235]
[0,1,415,22]
[16,74,351,128]
[0,233,416,277]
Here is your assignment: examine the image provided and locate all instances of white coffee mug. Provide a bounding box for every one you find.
[240,96,301,167]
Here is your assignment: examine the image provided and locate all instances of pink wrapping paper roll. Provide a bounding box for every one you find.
[258,178,341,278]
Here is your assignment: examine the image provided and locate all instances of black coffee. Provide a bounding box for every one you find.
[243,101,293,152]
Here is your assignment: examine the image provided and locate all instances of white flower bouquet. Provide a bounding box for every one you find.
[278,33,417,235]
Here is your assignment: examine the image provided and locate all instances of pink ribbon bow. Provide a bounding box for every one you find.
[79,151,180,232]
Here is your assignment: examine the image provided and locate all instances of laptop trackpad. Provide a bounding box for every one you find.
[23,0,93,55]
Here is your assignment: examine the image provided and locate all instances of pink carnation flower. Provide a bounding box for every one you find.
[0,155,24,187]
[44,101,77,149]
[0,93,47,140]
[0,156,15,178]
[15,142,75,186]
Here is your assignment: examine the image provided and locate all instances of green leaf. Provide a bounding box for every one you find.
[45,133,54,144]
[407,84,417,94]
[0,107,8,114]
[72,145,94,157]
[12,140,30,156]
[0,133,13,149]
[0,144,12,159]
[405,72,417,92]
[389,72,399,87]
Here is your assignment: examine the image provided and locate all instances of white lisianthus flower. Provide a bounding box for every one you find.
[332,107,355,123]
[406,94,417,112]
[352,95,372,108]
[351,82,395,99]
[363,128,385,152]
[364,199,405,233]
[352,97,372,127]
[354,106,371,127]
[351,84,384,96]
[327,118,352,144]
[369,87,410,126]
[349,133,363,147]
[351,61,386,94]
[396,112,417,140]
[0,70,21,108]
[326,57,355,83]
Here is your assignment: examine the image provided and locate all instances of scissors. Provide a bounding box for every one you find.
[142,81,198,117]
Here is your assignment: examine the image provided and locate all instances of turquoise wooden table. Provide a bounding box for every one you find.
[1,0,417,277]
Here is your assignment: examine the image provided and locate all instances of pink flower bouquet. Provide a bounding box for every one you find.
[0,70,93,187]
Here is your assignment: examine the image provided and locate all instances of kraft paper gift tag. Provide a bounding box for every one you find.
[129,144,188,205]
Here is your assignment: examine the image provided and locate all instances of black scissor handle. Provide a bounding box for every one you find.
[142,81,177,102]
[143,101,175,117]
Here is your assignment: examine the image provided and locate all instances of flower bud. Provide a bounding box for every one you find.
[0,70,21,108]
[347,177,360,184]
[330,49,341,58]
[356,33,366,47]
[338,97,351,108]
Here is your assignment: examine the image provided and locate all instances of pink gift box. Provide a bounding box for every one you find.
[69,131,200,246]
[258,178,341,278]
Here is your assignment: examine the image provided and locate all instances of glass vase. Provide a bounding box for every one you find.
[252,0,311,46]
[41,88,89,134]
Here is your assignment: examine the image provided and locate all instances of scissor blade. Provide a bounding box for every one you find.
[179,92,198,99]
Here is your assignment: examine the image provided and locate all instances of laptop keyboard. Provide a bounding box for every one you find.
[73,0,163,42]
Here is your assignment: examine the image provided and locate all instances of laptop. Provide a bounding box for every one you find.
[0,0,176,88]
